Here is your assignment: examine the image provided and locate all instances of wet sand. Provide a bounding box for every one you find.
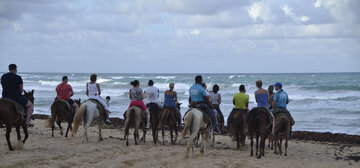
[0,117,359,168]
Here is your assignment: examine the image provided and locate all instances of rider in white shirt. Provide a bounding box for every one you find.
[143,80,161,107]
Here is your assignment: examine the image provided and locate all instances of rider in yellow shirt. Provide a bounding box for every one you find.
[227,85,249,127]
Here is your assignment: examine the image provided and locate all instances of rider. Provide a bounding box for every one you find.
[1,64,34,127]
[163,83,181,129]
[86,74,112,124]
[128,80,150,129]
[255,80,274,135]
[144,80,161,108]
[227,85,249,128]
[188,75,220,134]
[271,82,295,135]
[210,84,224,131]
[56,76,79,114]
[268,85,275,109]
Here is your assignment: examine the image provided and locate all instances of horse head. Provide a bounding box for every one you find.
[176,102,182,111]
[24,90,34,104]
[75,98,81,106]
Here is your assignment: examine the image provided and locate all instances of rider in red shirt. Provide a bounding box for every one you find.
[55,76,79,113]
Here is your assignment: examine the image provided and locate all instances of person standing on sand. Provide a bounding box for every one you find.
[255,80,274,135]
[1,64,34,127]
[163,83,181,129]
[56,76,79,115]
[227,85,249,127]
[144,80,161,108]
[271,82,295,134]
[86,74,112,124]
[189,75,220,134]
[128,80,150,129]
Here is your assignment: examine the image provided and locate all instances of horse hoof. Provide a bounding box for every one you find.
[99,138,103,141]
[126,141,129,146]
[257,155,262,159]
[285,153,287,156]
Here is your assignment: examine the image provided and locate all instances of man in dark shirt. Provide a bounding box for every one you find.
[1,64,34,126]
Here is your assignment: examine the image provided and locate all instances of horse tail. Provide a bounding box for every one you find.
[130,108,136,125]
[181,111,193,141]
[71,104,86,137]
[276,117,287,135]
[47,102,57,128]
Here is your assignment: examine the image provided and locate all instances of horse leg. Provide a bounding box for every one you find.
[134,121,139,145]
[255,134,259,156]
[250,134,254,156]
[285,137,288,156]
[170,126,174,145]
[274,137,278,154]
[152,126,156,144]
[16,126,21,141]
[65,122,71,137]
[98,121,103,141]
[279,138,283,155]
[51,124,55,137]
[175,122,178,144]
[200,133,204,155]
[142,126,147,143]
[235,129,240,150]
[57,121,63,136]
[261,134,266,157]
[162,125,165,145]
[22,124,29,144]
[5,125,13,151]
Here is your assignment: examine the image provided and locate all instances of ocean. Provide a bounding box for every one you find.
[1,72,359,135]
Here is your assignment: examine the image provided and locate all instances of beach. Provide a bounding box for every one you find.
[1,117,359,168]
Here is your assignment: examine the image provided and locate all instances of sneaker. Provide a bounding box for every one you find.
[213,128,221,135]
[105,119,112,124]
[25,122,34,127]
[146,124,150,129]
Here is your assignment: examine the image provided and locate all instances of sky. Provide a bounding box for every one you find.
[0,0,359,73]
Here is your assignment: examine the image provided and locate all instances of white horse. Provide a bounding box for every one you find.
[71,98,110,143]
[180,108,211,158]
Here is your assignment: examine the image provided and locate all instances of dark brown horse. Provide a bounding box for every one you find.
[159,107,178,145]
[273,113,291,156]
[213,104,225,133]
[228,109,247,150]
[0,90,34,151]
[247,107,271,159]
[47,99,81,137]
[147,103,160,144]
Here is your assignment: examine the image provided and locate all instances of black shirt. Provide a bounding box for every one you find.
[1,72,23,98]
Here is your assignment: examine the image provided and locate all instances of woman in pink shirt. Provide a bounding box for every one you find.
[55,76,79,113]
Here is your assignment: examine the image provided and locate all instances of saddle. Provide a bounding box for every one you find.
[1,98,26,119]
[272,107,289,114]
[183,108,210,124]
[55,99,74,114]
[86,99,106,118]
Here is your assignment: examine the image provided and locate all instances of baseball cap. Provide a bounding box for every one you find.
[273,82,282,88]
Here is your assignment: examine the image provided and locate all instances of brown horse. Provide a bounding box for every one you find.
[247,107,271,159]
[273,113,291,156]
[228,109,247,150]
[159,107,178,145]
[0,90,34,151]
[213,104,225,133]
[147,103,160,144]
[47,99,81,137]
[124,106,146,146]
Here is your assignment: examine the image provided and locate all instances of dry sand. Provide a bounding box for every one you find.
[0,119,359,168]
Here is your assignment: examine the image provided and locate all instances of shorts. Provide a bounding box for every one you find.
[129,101,147,111]
[67,99,74,105]
[12,95,28,107]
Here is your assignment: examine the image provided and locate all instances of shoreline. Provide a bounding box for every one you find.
[32,114,360,145]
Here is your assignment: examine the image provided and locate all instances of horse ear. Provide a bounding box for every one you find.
[31,90,34,94]
[179,103,182,105]
[24,90,27,94]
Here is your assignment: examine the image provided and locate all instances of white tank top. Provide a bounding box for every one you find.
[87,82,98,96]
[210,92,219,105]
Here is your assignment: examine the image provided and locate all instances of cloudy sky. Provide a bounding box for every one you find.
[0,0,359,73]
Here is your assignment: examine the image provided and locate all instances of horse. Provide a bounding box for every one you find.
[123,106,147,146]
[159,107,178,145]
[147,103,160,144]
[180,108,211,158]
[0,90,34,151]
[228,109,247,150]
[47,99,81,137]
[247,107,271,159]
[71,97,110,143]
[213,104,225,133]
[273,113,291,156]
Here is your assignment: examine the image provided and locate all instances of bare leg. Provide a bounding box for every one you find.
[25,101,34,125]
[72,103,79,113]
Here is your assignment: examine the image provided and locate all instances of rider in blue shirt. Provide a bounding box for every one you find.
[271,82,295,134]
[189,75,220,134]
